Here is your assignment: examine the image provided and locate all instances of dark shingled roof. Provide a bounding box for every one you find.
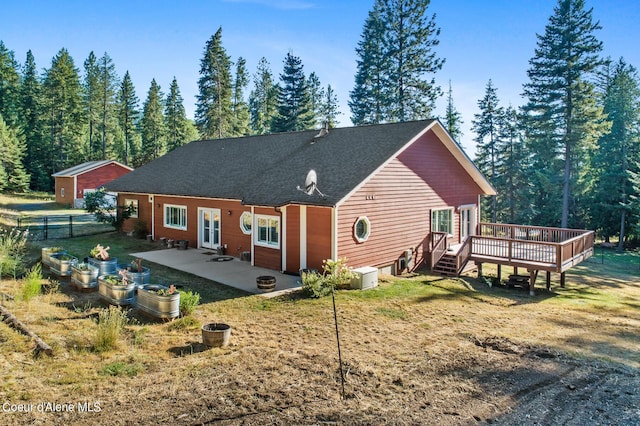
[107,120,484,207]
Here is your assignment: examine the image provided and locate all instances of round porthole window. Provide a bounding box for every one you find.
[240,211,252,234]
[353,216,371,243]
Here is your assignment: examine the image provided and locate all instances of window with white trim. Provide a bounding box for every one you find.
[353,216,371,243]
[125,199,139,218]
[431,208,453,235]
[164,204,187,230]
[240,211,252,234]
[255,214,279,248]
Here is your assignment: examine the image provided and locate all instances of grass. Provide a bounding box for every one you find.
[0,230,637,424]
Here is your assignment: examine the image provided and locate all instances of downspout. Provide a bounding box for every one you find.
[275,206,284,272]
[151,194,155,240]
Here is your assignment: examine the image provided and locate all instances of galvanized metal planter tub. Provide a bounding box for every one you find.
[41,247,65,268]
[117,266,151,287]
[202,323,231,347]
[50,254,78,277]
[88,257,118,276]
[136,284,180,319]
[71,263,99,289]
[98,275,135,306]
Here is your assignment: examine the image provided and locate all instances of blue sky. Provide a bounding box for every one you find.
[2,0,639,153]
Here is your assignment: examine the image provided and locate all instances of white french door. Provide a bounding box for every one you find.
[460,205,476,240]
[199,208,221,249]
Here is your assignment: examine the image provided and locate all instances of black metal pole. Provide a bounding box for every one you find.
[44,216,48,240]
[69,215,73,238]
[331,284,345,399]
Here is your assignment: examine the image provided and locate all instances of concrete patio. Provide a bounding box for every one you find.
[130,248,302,296]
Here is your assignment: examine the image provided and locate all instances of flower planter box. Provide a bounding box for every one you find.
[98,274,136,306]
[136,284,180,319]
[41,247,65,268]
[116,265,151,287]
[88,257,118,276]
[71,263,99,289]
[50,253,78,277]
[202,323,231,347]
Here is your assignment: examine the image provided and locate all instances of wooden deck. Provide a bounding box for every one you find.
[431,223,595,294]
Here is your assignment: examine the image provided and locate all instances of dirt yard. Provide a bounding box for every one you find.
[0,245,638,425]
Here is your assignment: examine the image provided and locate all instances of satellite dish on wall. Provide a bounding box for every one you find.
[297,169,326,198]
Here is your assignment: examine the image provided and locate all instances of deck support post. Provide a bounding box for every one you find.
[513,266,518,275]
[497,264,502,284]
[560,272,566,288]
[528,269,538,296]
[546,271,551,290]
[477,263,483,278]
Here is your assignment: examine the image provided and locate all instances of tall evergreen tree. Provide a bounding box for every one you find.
[164,76,194,151]
[0,41,21,128]
[117,71,140,165]
[472,80,502,222]
[248,57,278,135]
[495,105,532,224]
[349,0,444,124]
[83,51,101,160]
[195,27,233,139]
[307,72,325,127]
[0,114,30,192]
[97,52,118,159]
[522,0,609,228]
[42,48,84,179]
[139,79,165,165]
[349,7,388,125]
[272,52,314,132]
[321,84,340,128]
[19,50,48,190]
[444,80,463,142]
[231,57,250,136]
[589,58,640,249]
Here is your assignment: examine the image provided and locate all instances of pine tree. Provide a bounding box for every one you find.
[42,48,85,177]
[165,76,193,151]
[195,27,233,139]
[231,57,250,136]
[117,71,140,165]
[0,114,30,192]
[350,0,444,124]
[321,84,340,128]
[97,52,118,159]
[19,50,48,190]
[272,52,314,133]
[139,79,165,165]
[83,51,101,160]
[472,80,502,222]
[589,58,640,249]
[349,7,390,125]
[522,0,609,228]
[248,57,278,134]
[444,80,463,142]
[307,72,324,127]
[0,41,21,128]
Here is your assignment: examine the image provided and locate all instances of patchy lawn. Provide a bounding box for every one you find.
[0,233,638,425]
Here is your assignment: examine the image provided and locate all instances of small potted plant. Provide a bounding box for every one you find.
[136,284,180,319]
[41,246,65,268]
[117,258,151,287]
[98,269,135,306]
[49,252,78,277]
[88,244,118,276]
[71,262,99,289]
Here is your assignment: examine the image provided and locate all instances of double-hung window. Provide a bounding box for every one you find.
[164,204,187,230]
[431,208,453,235]
[255,214,279,248]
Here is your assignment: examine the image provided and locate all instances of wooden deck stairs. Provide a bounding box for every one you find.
[432,244,476,277]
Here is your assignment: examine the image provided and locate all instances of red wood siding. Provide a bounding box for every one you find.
[285,206,301,273]
[120,194,152,236]
[76,163,131,198]
[337,129,483,271]
[252,206,282,270]
[306,206,332,272]
[55,176,75,206]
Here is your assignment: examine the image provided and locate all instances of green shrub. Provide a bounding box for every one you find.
[17,263,43,301]
[101,360,144,377]
[179,290,200,317]
[94,306,129,352]
[0,228,29,278]
[167,316,200,331]
[301,271,332,298]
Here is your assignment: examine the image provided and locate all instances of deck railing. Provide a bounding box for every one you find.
[470,223,595,272]
[430,232,448,271]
